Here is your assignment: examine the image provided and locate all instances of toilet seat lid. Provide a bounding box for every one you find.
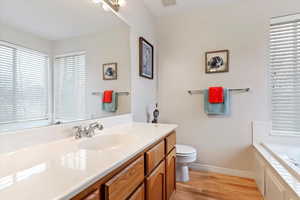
[176,144,196,155]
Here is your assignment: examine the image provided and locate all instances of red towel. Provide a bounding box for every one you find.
[103,90,113,103]
[209,87,224,103]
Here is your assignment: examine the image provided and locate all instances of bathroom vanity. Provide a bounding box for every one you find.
[72,128,177,200]
[0,123,177,200]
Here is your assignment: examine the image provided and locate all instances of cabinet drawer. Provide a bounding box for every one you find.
[165,132,176,154]
[128,184,145,200]
[104,156,144,200]
[82,190,100,200]
[145,140,165,174]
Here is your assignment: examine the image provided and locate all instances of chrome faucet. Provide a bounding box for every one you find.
[73,125,87,139]
[73,122,104,139]
[87,122,104,137]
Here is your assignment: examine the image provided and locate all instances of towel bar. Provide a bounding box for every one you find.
[188,88,250,95]
[92,92,130,96]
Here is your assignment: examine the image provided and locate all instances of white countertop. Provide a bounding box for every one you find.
[0,123,178,200]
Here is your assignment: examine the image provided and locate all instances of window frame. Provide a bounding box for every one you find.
[0,40,52,132]
[53,51,87,124]
[269,14,300,137]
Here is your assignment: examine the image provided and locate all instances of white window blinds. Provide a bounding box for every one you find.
[270,14,300,135]
[0,41,49,125]
[54,52,86,122]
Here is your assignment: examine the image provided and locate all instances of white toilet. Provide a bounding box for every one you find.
[176,144,197,182]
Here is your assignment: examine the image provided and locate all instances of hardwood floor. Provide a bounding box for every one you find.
[171,170,264,200]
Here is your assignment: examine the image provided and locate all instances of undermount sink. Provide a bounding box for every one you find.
[77,133,139,151]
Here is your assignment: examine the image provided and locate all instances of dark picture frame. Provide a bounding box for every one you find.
[103,62,118,80]
[205,50,229,73]
[139,37,154,79]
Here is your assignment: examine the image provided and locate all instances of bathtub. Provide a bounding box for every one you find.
[263,143,300,182]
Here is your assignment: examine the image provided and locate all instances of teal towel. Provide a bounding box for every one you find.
[204,88,230,115]
[102,92,118,112]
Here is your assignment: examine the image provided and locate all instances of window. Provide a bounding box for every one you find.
[54,52,86,123]
[0,41,50,128]
[270,14,300,135]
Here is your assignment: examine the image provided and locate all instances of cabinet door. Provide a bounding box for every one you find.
[82,190,100,200]
[145,141,165,175]
[265,169,285,200]
[166,149,176,200]
[146,161,165,200]
[165,132,176,154]
[128,184,145,200]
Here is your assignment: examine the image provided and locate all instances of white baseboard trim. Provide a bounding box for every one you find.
[189,162,254,179]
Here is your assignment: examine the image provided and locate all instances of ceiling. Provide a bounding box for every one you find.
[143,0,240,17]
[0,0,127,40]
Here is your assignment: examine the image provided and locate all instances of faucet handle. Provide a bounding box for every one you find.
[73,125,83,139]
[89,122,104,130]
[73,125,83,131]
[89,122,98,128]
[98,124,104,130]
[95,122,104,131]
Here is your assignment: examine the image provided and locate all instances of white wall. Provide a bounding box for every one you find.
[0,23,52,55]
[157,0,300,172]
[52,26,131,119]
[116,0,158,122]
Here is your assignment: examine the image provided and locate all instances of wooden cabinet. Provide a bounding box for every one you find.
[146,161,165,200]
[128,184,145,200]
[166,148,176,200]
[145,140,165,174]
[165,132,176,154]
[72,132,176,200]
[104,156,144,200]
[82,190,100,200]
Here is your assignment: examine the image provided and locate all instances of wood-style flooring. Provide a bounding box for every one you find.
[171,170,264,200]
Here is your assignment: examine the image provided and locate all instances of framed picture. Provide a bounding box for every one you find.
[103,63,117,80]
[205,50,229,73]
[139,37,154,79]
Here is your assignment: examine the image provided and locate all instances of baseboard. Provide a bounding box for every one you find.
[189,162,254,179]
